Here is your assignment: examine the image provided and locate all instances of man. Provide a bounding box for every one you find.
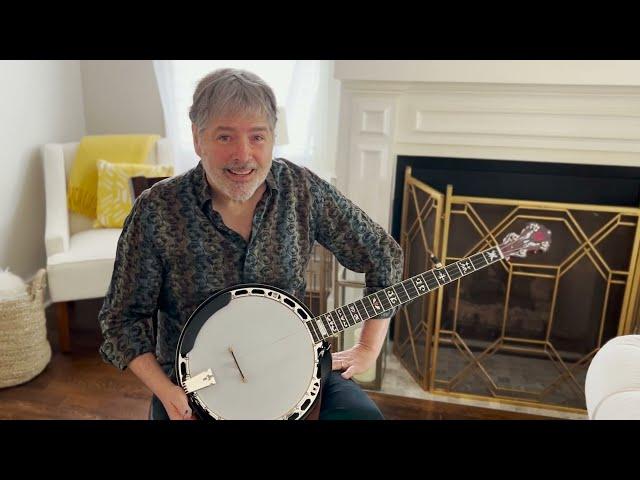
[99,68,403,420]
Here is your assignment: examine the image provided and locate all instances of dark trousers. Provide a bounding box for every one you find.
[150,371,384,420]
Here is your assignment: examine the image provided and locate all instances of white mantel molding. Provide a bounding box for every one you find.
[334,61,640,87]
[335,77,640,232]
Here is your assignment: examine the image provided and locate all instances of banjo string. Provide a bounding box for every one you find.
[234,328,313,362]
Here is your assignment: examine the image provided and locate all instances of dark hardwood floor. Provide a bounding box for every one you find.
[0,303,553,420]
[366,391,551,420]
[0,329,151,420]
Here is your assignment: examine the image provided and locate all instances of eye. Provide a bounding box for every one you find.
[253,135,265,142]
[217,135,231,143]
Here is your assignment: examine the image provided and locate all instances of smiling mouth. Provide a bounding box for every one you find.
[225,168,255,178]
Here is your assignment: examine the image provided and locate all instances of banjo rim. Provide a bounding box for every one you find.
[175,283,326,420]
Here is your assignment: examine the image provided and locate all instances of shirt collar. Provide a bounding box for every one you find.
[192,160,280,208]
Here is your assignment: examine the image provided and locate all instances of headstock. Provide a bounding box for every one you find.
[499,222,552,260]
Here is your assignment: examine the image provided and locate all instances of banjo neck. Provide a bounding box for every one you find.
[304,221,553,344]
[304,245,505,344]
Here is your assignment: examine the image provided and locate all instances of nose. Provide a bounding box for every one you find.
[233,137,252,162]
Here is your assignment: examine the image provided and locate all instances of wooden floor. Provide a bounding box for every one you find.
[0,311,552,420]
[0,330,151,420]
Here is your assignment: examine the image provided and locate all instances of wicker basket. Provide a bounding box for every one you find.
[0,269,51,388]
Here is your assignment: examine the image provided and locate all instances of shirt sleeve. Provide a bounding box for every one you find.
[309,170,404,319]
[98,190,163,370]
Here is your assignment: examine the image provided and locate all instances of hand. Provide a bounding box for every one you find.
[331,343,379,380]
[158,384,197,420]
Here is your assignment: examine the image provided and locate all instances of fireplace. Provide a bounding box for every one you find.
[390,156,640,410]
[332,61,640,414]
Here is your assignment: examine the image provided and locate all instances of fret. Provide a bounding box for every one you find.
[411,276,429,295]
[320,314,331,334]
[403,279,419,298]
[445,263,462,281]
[315,318,328,338]
[307,321,320,343]
[434,268,450,286]
[347,302,363,323]
[394,284,410,303]
[330,311,344,332]
[368,294,385,316]
[363,296,376,317]
[341,305,356,327]
[376,291,392,311]
[356,299,371,320]
[326,313,339,334]
[457,258,475,275]
[335,308,350,329]
[471,253,487,269]
[384,287,401,308]
[312,319,324,341]
[483,248,501,263]
[320,314,333,335]
[422,271,439,290]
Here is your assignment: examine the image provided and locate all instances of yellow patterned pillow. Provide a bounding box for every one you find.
[94,159,174,228]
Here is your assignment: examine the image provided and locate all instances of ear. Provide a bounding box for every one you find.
[192,123,203,157]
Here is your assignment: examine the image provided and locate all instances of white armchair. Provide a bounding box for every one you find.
[42,138,173,352]
[585,335,640,419]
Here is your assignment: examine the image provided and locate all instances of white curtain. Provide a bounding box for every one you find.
[153,60,334,178]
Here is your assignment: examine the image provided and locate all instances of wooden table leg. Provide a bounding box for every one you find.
[56,301,71,353]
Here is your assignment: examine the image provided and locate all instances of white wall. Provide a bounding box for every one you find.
[80,60,165,136]
[311,61,341,180]
[325,62,341,179]
[334,60,640,86]
[0,60,86,280]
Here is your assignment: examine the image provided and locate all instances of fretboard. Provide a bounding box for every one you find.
[304,245,504,343]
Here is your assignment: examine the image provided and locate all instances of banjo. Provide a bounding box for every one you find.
[175,222,552,420]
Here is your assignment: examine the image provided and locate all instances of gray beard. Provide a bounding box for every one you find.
[209,168,268,202]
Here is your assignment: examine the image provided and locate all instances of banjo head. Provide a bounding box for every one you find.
[176,285,323,420]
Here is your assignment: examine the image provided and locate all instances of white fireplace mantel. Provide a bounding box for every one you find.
[333,61,640,232]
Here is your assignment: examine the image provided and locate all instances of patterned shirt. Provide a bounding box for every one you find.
[98,158,404,380]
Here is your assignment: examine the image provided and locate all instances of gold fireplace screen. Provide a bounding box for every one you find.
[394,166,640,413]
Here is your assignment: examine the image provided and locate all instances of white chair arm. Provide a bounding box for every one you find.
[585,335,640,419]
[42,143,70,256]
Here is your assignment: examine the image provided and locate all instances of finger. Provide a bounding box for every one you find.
[331,357,343,371]
[179,401,192,419]
[166,403,184,420]
[341,366,356,379]
[169,410,184,421]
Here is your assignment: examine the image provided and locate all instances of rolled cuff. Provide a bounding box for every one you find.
[99,319,155,370]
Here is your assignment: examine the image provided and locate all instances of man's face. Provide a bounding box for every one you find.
[193,112,274,203]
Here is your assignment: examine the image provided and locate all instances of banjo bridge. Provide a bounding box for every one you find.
[183,368,216,393]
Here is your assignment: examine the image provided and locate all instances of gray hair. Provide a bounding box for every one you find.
[189,68,278,134]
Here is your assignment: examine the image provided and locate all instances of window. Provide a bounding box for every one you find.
[153,60,336,178]
[168,60,295,154]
